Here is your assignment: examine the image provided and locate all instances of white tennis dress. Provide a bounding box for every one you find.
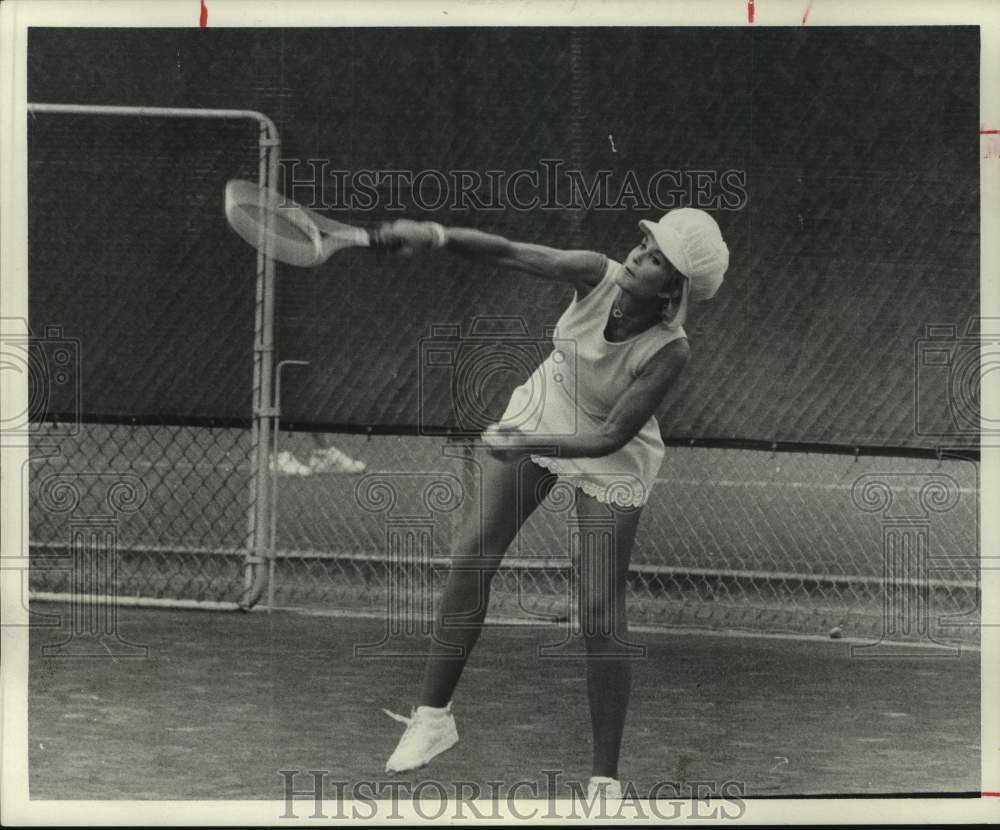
[498,256,687,508]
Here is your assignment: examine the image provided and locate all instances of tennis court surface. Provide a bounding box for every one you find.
[28,603,979,800]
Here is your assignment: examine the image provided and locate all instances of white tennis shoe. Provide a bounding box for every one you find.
[272,451,313,477]
[587,776,623,802]
[308,447,366,475]
[383,704,458,773]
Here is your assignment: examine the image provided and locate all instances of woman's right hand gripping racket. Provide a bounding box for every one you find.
[224,179,401,267]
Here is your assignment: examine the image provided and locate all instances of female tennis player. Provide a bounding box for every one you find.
[380,209,729,799]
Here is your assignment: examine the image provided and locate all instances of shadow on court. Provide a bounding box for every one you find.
[28,603,979,800]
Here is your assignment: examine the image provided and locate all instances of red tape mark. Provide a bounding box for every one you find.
[981,129,1000,135]
[982,792,1000,797]
[748,0,755,23]
[199,0,208,28]
[802,1,813,24]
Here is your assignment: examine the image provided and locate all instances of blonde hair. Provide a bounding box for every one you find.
[658,273,688,326]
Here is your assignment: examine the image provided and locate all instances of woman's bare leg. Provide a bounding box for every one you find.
[419,451,556,707]
[572,493,644,779]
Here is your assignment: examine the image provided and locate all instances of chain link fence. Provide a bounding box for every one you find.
[28,422,251,606]
[270,433,979,644]
[29,425,979,644]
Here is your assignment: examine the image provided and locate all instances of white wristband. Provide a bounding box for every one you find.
[426,222,448,249]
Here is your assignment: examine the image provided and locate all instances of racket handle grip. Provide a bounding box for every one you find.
[369,222,447,251]
[368,226,403,250]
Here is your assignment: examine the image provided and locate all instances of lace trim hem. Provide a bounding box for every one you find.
[528,455,648,508]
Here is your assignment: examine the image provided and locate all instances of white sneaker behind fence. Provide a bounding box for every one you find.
[309,446,367,474]
[272,450,313,477]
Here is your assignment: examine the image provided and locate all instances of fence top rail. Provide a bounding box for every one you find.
[27,102,279,140]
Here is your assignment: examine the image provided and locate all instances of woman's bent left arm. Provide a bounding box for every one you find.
[485,339,691,459]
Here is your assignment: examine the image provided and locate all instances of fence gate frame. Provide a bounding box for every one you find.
[26,103,281,610]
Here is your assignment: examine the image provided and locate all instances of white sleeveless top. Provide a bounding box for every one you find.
[498,256,687,507]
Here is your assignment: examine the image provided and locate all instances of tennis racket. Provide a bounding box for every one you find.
[224,179,396,267]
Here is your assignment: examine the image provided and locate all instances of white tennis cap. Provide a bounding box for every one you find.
[639,208,729,302]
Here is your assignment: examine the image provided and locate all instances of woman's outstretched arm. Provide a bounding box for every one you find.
[381,219,605,291]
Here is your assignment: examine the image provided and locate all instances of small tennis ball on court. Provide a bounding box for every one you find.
[829,626,843,639]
